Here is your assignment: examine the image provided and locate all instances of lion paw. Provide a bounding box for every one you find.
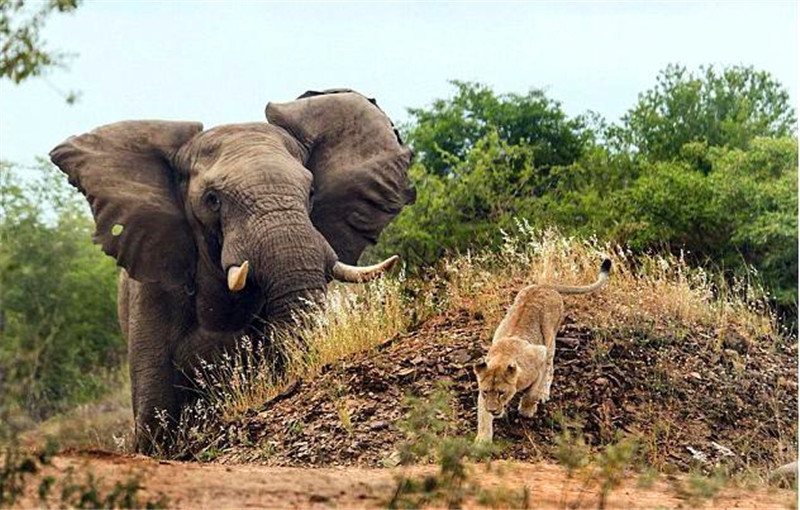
[518,401,537,418]
[475,433,493,444]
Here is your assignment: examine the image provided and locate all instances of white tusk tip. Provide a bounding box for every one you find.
[227,260,249,292]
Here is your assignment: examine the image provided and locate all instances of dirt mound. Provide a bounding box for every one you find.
[215,307,797,470]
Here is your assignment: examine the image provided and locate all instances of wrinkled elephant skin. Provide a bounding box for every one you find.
[50,90,415,453]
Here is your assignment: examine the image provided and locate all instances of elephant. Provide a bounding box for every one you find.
[49,89,415,453]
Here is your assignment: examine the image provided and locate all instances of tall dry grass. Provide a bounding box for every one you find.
[155,221,788,457]
[191,275,412,424]
[442,220,782,348]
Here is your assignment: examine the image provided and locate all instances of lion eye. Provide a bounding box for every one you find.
[204,191,221,212]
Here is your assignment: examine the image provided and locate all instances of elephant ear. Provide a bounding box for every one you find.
[266,89,415,264]
[50,120,203,286]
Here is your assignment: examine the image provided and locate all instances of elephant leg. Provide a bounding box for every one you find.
[125,281,192,454]
[128,333,179,454]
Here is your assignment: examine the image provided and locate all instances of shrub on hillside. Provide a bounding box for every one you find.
[371,65,797,316]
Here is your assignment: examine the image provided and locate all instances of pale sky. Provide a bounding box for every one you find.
[1,1,797,171]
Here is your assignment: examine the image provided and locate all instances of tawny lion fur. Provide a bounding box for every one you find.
[474,259,612,443]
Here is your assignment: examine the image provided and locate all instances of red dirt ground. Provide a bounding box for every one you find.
[19,451,796,509]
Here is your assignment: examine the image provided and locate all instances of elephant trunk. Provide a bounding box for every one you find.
[223,209,399,329]
[244,213,329,314]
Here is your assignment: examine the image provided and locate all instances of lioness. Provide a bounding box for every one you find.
[474,259,612,443]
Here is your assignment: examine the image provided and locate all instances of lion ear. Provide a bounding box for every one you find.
[473,361,488,377]
[506,363,518,375]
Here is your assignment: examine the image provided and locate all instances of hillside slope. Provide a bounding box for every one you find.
[213,303,796,471]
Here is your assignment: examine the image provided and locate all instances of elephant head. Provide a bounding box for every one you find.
[50,90,415,336]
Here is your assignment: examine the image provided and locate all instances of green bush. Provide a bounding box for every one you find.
[406,80,590,177]
[378,131,547,267]
[373,65,797,317]
[620,64,796,162]
[0,162,122,419]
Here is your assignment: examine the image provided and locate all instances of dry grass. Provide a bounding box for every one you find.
[443,220,781,348]
[170,221,786,459]
[189,274,413,425]
[18,368,133,452]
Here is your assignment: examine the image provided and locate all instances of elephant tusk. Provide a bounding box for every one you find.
[331,255,399,283]
[227,261,249,292]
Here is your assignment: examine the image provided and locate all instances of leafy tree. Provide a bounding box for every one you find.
[620,64,796,163]
[374,66,797,316]
[0,161,121,418]
[609,137,797,308]
[707,138,797,306]
[1,0,81,103]
[376,131,548,267]
[406,80,589,178]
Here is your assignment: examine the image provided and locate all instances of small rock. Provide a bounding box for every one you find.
[689,372,702,381]
[381,450,402,467]
[772,461,797,481]
[723,348,739,359]
[594,377,609,387]
[687,446,708,463]
[557,337,580,348]
[710,441,735,457]
[723,331,750,354]
[369,421,389,431]
[452,348,472,364]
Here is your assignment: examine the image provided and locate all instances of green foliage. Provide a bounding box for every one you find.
[0,0,80,85]
[594,435,638,510]
[553,428,590,476]
[388,384,523,510]
[394,383,457,465]
[0,162,122,419]
[621,64,797,162]
[378,131,547,267]
[551,429,639,510]
[406,80,589,177]
[671,469,728,508]
[0,440,57,507]
[610,138,798,307]
[373,64,797,318]
[55,469,169,510]
[0,430,167,509]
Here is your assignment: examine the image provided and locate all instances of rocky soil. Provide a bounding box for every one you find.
[210,306,797,472]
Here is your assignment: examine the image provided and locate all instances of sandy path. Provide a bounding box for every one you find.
[17,451,796,509]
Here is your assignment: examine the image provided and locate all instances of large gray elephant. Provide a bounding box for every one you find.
[50,89,415,453]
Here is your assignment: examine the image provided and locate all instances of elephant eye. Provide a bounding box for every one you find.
[204,191,221,212]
